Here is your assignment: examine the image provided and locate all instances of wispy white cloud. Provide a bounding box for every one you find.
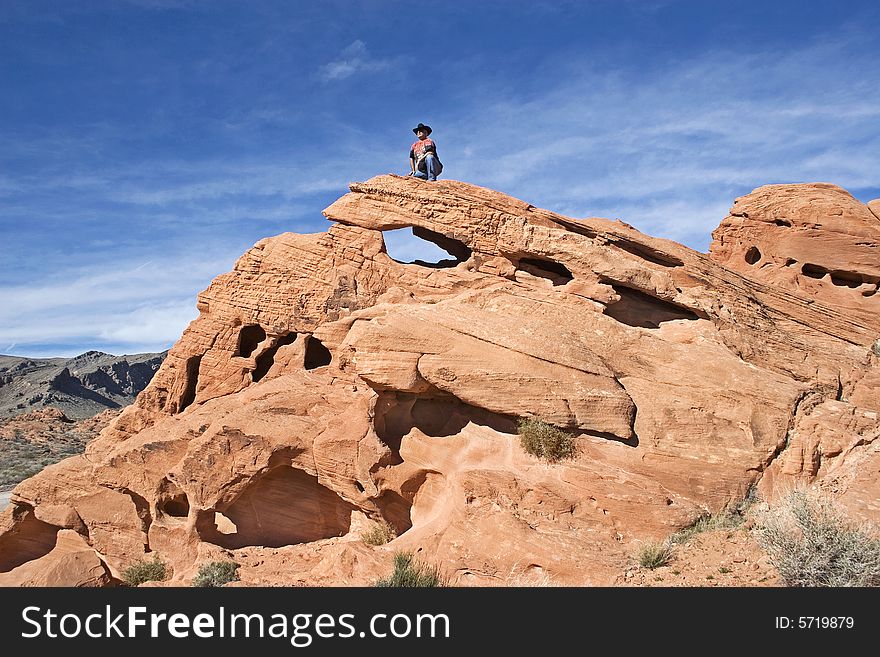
[96,300,199,345]
[0,256,222,313]
[318,40,397,82]
[437,40,880,247]
[0,131,404,358]
[4,17,879,359]
[0,253,234,355]
[105,166,345,206]
[0,299,197,356]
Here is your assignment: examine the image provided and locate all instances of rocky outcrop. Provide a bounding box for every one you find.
[1,176,877,586]
[710,183,880,316]
[709,184,880,519]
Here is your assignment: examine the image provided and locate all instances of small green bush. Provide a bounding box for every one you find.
[122,556,167,586]
[374,552,444,587]
[636,541,674,569]
[755,489,880,587]
[192,561,240,588]
[362,520,396,546]
[517,417,576,462]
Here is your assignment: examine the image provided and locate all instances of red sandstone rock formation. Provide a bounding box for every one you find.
[1,176,878,586]
[710,183,880,315]
[710,183,880,520]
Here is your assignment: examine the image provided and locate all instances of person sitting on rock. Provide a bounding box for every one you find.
[409,122,442,181]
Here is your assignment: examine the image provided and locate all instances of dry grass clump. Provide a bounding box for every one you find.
[192,561,240,587]
[362,520,396,546]
[517,417,576,462]
[636,541,675,569]
[672,509,745,544]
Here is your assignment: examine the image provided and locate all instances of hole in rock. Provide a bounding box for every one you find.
[784,258,798,267]
[119,487,153,542]
[199,466,356,549]
[157,492,189,518]
[178,354,202,412]
[267,446,305,468]
[382,226,471,268]
[830,271,867,289]
[252,333,298,382]
[801,263,877,289]
[0,509,59,573]
[375,490,413,535]
[516,257,574,285]
[602,285,701,329]
[744,246,761,265]
[235,325,266,358]
[213,512,237,534]
[374,389,517,462]
[772,218,792,227]
[801,263,827,279]
[400,470,433,500]
[304,336,332,370]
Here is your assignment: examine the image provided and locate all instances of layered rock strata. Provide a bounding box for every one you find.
[1,176,877,586]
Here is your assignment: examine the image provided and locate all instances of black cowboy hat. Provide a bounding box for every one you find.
[412,122,432,136]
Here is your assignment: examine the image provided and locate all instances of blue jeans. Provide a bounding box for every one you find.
[412,154,440,181]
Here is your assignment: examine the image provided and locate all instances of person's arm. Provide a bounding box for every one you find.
[409,148,416,173]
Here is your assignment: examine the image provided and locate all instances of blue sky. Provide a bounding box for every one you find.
[2,0,879,358]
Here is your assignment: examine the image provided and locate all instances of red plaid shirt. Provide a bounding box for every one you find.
[410,138,436,159]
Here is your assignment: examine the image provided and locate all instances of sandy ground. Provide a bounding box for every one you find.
[615,524,779,587]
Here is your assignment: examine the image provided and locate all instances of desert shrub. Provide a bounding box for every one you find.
[872,339,880,357]
[374,552,444,587]
[755,489,880,587]
[122,556,167,586]
[192,561,240,587]
[517,417,576,462]
[636,541,674,569]
[362,520,396,546]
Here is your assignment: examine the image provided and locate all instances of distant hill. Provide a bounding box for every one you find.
[0,350,166,421]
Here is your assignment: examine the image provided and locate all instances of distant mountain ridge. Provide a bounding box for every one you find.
[0,350,167,421]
